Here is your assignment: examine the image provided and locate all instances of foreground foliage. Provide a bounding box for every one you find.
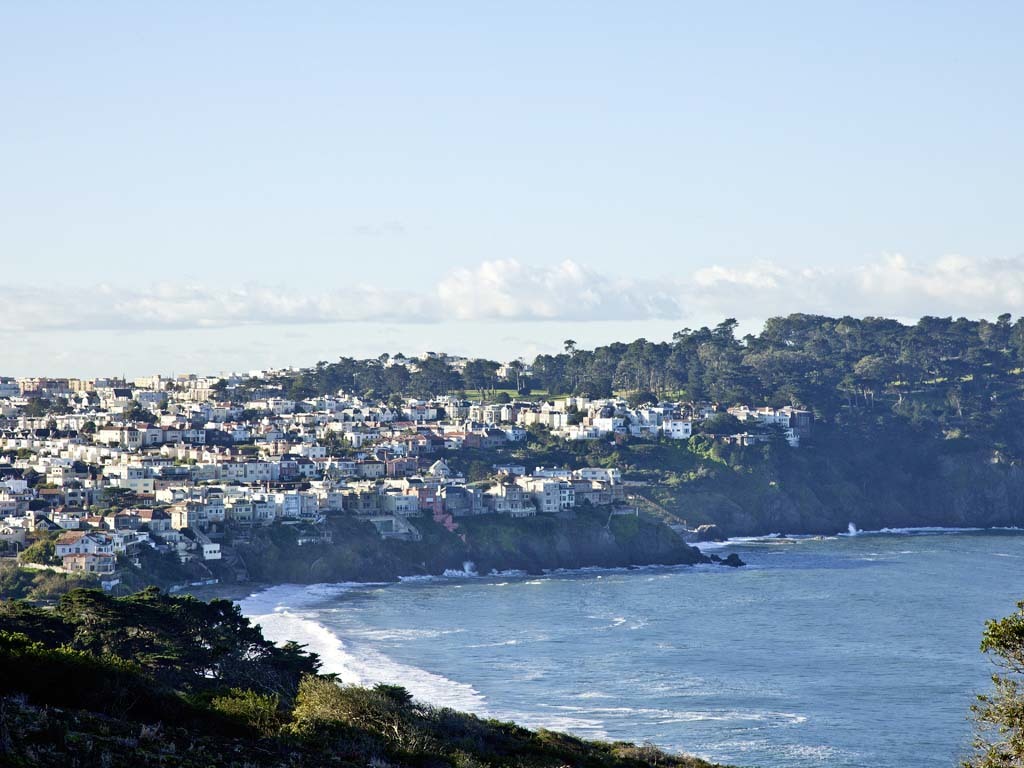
[967,600,1024,767]
[0,588,725,768]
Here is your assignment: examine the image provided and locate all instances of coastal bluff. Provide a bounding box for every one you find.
[233,509,730,585]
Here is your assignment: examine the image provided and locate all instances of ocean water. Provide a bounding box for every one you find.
[239,530,1024,767]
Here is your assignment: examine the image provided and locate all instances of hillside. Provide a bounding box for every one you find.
[256,313,1024,535]
[234,508,716,584]
[0,588,727,768]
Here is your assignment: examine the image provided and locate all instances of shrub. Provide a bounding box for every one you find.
[19,536,58,565]
[292,677,417,746]
[211,688,280,736]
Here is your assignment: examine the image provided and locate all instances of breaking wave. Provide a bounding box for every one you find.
[238,583,488,714]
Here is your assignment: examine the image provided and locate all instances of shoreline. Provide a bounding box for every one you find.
[184,558,727,604]
[694,524,1024,549]
[187,525,1024,604]
[225,559,752,719]
[221,527,1022,767]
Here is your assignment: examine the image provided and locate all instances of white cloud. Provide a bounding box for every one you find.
[438,259,682,321]
[855,253,1024,308]
[2,254,1023,335]
[0,282,436,332]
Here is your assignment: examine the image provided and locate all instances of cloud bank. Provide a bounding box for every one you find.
[3,254,1023,334]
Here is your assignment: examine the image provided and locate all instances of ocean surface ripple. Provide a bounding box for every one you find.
[239,528,1024,768]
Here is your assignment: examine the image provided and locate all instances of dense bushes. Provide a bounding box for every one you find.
[210,688,281,736]
[17,534,58,565]
[0,561,99,602]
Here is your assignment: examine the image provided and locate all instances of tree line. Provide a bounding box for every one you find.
[217,313,1024,453]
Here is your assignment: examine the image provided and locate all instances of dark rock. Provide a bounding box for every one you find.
[689,524,725,542]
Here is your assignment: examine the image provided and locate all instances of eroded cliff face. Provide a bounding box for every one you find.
[235,511,711,585]
[459,512,706,573]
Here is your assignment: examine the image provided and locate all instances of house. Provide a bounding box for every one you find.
[503,426,527,442]
[51,506,85,530]
[493,464,526,477]
[381,491,419,516]
[662,420,693,440]
[63,552,116,575]
[355,460,386,479]
[55,531,114,557]
[515,477,574,515]
[485,479,535,517]
[439,485,484,516]
[385,456,419,478]
[169,501,208,531]
[136,508,171,533]
[481,428,508,449]
[343,488,382,516]
[534,466,573,481]
[574,467,622,485]
[572,479,614,506]
[33,515,63,533]
[426,459,454,480]
[0,525,26,554]
[780,406,814,438]
[36,487,65,508]
[722,432,771,446]
[294,456,319,479]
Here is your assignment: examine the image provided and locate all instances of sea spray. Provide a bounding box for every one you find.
[442,560,478,578]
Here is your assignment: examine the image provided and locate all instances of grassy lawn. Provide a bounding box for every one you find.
[463,388,555,401]
[613,388,690,400]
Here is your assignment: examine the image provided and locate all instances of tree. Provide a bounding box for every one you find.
[123,400,152,424]
[698,413,744,436]
[627,391,658,409]
[291,677,415,744]
[463,359,500,398]
[851,354,895,408]
[51,588,321,702]
[19,535,58,565]
[967,600,1024,766]
[22,398,53,418]
[99,487,139,510]
[382,363,411,396]
[410,357,462,398]
[504,359,527,393]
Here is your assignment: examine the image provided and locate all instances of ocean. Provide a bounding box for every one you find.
[238,529,1024,767]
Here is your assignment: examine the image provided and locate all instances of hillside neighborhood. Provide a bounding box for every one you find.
[0,363,811,591]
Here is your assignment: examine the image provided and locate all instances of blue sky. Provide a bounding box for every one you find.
[2,2,1023,375]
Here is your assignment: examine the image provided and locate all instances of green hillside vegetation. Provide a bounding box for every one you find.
[457,413,1024,535]
[966,599,1024,767]
[221,314,1024,535]
[0,588,725,768]
[0,561,99,603]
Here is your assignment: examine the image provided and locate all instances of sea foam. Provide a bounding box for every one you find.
[238,583,488,714]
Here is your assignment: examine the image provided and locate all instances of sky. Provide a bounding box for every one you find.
[2,2,1023,376]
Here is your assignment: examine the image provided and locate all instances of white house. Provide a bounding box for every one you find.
[662,420,693,440]
[55,531,114,558]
